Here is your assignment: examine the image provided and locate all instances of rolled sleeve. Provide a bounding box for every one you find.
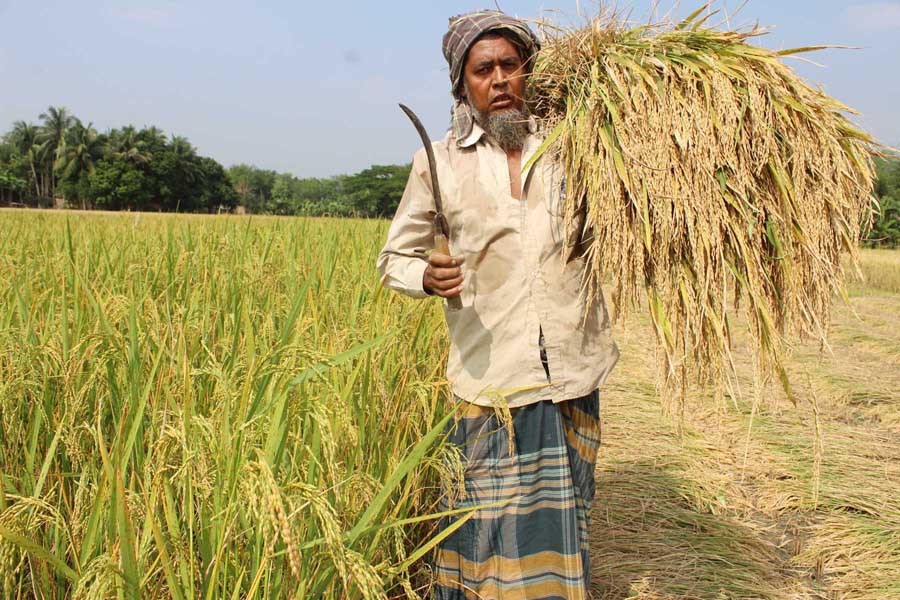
[376,148,435,299]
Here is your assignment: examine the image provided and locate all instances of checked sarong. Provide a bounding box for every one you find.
[432,391,601,599]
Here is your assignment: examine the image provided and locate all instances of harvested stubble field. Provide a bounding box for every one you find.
[0,209,898,599]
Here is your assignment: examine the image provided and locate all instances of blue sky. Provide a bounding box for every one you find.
[1,1,898,177]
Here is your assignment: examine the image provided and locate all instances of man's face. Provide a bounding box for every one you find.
[462,34,527,117]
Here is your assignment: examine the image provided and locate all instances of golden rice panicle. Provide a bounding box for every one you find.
[529,6,880,401]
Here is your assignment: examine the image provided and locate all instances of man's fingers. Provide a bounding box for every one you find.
[432,284,463,299]
[424,253,465,297]
[428,275,463,291]
[430,266,462,280]
[429,253,466,268]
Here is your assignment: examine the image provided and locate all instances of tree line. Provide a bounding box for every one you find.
[226,163,410,217]
[0,107,236,212]
[1,106,897,240]
[0,106,411,217]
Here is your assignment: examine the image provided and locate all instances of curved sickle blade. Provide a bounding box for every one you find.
[398,103,448,234]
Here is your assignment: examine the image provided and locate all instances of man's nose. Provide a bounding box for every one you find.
[491,66,509,87]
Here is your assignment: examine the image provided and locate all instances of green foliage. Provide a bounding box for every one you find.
[226,164,410,218]
[344,164,411,217]
[227,165,348,216]
[0,164,27,204]
[228,163,277,213]
[271,173,295,215]
[87,158,153,210]
[1,108,241,212]
[194,157,238,212]
[0,124,39,201]
[4,105,407,217]
[0,171,26,191]
[867,157,900,248]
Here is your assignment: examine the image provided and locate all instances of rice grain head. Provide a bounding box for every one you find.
[528,5,881,403]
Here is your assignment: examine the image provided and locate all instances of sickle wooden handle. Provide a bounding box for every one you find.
[434,233,463,311]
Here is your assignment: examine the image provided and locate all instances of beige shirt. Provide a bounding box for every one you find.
[377,120,619,408]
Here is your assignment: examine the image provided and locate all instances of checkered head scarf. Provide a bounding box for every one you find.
[442,10,541,142]
[442,10,541,100]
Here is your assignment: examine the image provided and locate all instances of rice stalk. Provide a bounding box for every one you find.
[529,4,881,404]
[0,211,453,597]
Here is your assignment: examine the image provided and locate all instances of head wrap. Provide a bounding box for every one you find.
[442,10,541,100]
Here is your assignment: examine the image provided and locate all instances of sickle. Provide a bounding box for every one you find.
[398,103,450,237]
[398,103,462,310]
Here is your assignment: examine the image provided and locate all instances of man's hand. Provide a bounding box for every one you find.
[423,253,465,298]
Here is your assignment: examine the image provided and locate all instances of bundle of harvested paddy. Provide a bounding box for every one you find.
[528,5,881,401]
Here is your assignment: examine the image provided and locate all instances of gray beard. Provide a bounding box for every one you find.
[471,106,529,152]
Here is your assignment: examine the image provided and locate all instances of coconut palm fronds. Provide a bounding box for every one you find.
[529,6,880,400]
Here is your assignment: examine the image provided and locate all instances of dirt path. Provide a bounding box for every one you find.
[590,285,900,599]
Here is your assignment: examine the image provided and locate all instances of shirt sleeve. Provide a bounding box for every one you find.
[376,148,435,298]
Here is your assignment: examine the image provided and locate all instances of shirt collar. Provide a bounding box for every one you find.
[458,120,486,148]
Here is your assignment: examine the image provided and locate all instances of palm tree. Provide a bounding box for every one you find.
[55,121,104,207]
[10,121,38,150]
[38,106,75,198]
[39,106,75,151]
[169,135,195,159]
[167,135,203,210]
[109,126,150,165]
[170,135,201,183]
[140,126,167,152]
[9,121,44,197]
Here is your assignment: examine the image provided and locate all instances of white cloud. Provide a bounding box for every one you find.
[846,1,900,29]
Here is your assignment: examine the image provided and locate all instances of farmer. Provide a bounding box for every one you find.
[377,10,618,599]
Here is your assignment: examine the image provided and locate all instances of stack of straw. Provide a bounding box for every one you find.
[528,5,881,402]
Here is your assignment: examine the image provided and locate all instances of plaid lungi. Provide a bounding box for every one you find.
[432,391,601,599]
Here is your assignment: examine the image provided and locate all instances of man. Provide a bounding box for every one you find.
[377,10,618,599]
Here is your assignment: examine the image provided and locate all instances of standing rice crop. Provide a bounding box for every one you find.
[528,4,881,403]
[0,211,457,598]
